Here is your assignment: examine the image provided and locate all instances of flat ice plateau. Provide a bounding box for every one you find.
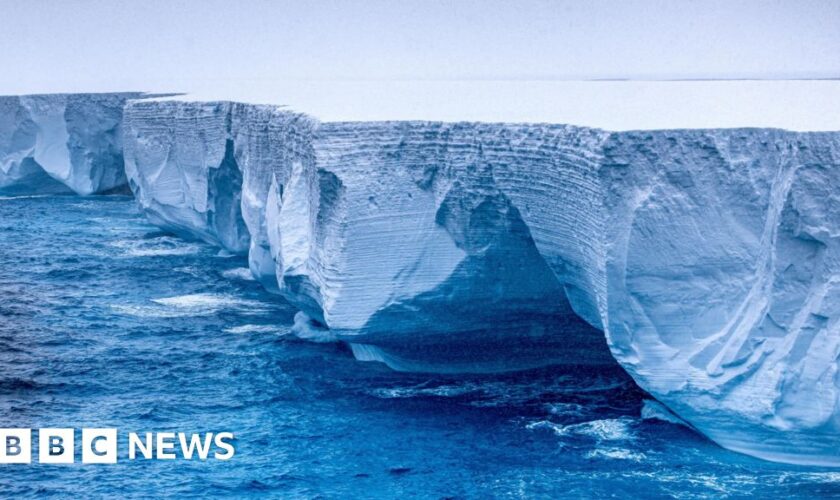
[6,81,840,466]
[140,80,840,131]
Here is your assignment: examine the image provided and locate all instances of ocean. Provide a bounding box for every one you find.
[0,195,837,498]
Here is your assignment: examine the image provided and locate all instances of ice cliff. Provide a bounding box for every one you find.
[0,93,149,195]
[122,99,840,465]
[601,130,840,466]
[123,104,613,373]
[123,100,314,258]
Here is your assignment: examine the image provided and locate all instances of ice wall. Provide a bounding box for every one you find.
[122,100,314,259]
[0,93,145,195]
[123,105,614,371]
[283,121,614,371]
[600,130,840,466]
[121,99,840,466]
[300,122,608,336]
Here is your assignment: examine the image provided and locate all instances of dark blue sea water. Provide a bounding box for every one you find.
[1,195,839,498]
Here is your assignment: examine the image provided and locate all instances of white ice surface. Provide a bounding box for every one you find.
[142,80,840,132]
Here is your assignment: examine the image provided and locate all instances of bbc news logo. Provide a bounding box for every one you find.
[0,429,235,464]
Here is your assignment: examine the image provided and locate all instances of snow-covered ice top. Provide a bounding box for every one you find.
[140,80,840,132]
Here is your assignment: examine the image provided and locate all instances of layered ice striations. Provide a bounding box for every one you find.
[123,106,614,370]
[122,100,314,258]
[0,93,146,195]
[290,122,614,371]
[108,98,840,465]
[300,123,611,359]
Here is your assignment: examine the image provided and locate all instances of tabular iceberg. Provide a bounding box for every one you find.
[0,93,149,195]
[122,98,840,466]
[0,93,799,465]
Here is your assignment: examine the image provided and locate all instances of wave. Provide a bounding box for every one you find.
[527,417,636,441]
[222,267,256,281]
[112,293,272,318]
[585,448,647,462]
[365,372,631,410]
[152,293,266,310]
[367,382,479,400]
[784,472,840,483]
[173,266,204,277]
[0,194,54,201]
[110,304,203,318]
[545,402,587,418]
[108,236,203,257]
[224,324,290,335]
[0,377,40,391]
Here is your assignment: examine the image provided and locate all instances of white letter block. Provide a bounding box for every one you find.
[0,428,31,464]
[82,428,117,464]
[39,428,75,464]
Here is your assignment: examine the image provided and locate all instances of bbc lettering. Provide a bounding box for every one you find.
[0,429,235,463]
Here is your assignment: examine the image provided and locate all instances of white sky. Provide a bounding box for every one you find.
[0,0,837,92]
[0,0,838,129]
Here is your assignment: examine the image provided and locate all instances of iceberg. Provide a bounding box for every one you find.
[121,94,840,466]
[0,82,827,466]
[0,93,147,195]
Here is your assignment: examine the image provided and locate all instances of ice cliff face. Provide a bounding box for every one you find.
[290,122,613,371]
[123,100,314,259]
[601,130,840,466]
[0,93,145,195]
[122,100,840,466]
